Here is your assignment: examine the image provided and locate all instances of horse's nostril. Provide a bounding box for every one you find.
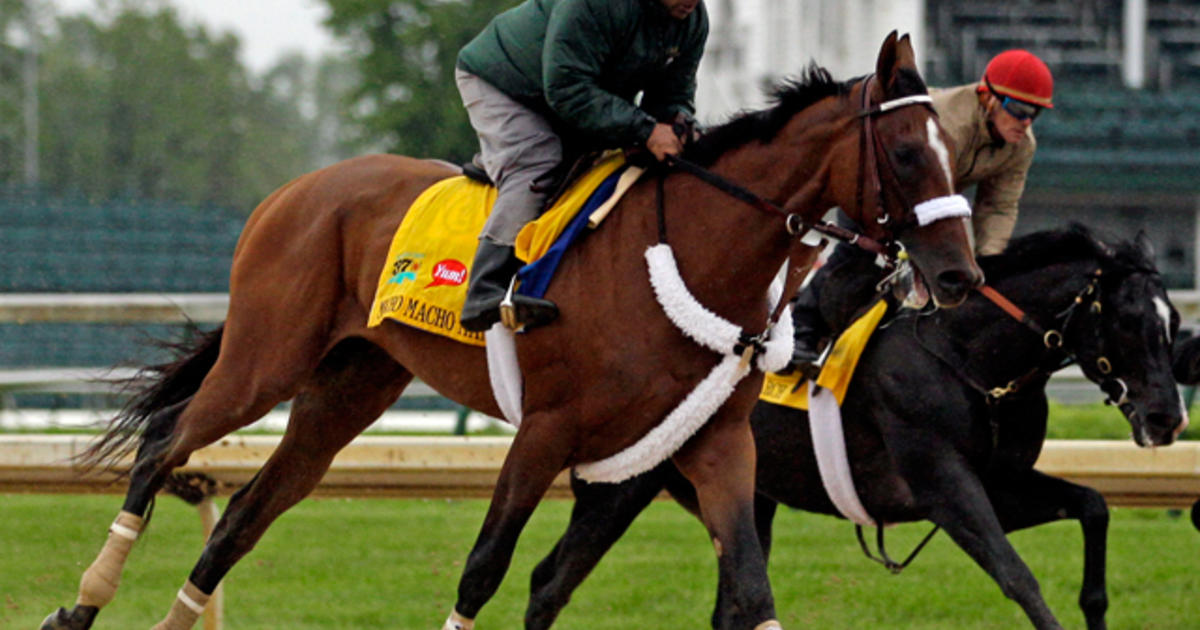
[936,270,970,296]
[1146,413,1182,445]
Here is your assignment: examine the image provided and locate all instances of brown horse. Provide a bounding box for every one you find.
[43,33,981,630]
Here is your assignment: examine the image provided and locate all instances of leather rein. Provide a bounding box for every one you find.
[656,73,939,259]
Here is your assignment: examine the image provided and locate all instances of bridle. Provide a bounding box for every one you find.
[973,269,1134,410]
[855,74,931,240]
[656,74,968,261]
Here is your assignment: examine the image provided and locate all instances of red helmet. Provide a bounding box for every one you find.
[977,50,1054,109]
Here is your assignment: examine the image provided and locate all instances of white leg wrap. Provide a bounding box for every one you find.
[442,609,475,630]
[754,621,784,630]
[151,581,209,630]
[76,510,144,608]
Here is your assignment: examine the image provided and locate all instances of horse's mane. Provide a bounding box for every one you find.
[979,223,1157,280]
[684,64,850,166]
[684,65,929,167]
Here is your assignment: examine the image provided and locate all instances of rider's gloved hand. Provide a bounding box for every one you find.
[670,112,702,146]
[646,122,685,161]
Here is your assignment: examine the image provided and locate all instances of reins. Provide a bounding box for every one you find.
[659,154,893,258]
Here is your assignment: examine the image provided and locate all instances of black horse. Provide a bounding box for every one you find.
[524,226,1187,630]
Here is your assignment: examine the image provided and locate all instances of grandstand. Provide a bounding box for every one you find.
[0,188,241,401]
[925,0,1200,88]
[927,0,1200,289]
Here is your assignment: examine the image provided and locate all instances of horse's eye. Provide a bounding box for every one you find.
[893,145,921,168]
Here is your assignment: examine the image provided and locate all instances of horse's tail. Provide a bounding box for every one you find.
[76,324,225,473]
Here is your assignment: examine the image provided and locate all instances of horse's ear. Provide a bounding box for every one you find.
[1135,230,1157,261]
[875,30,900,85]
[894,34,918,70]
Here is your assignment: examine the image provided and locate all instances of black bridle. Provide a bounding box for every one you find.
[654,73,941,260]
[854,74,940,241]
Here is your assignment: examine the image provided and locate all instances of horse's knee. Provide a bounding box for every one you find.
[1076,489,1110,530]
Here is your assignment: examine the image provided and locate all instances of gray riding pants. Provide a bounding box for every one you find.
[455,68,563,245]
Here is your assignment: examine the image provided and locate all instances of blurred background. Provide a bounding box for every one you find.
[2,0,1199,424]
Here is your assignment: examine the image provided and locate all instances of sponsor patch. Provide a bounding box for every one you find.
[427,259,468,288]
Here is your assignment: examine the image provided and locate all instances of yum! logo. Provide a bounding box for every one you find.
[427,259,468,288]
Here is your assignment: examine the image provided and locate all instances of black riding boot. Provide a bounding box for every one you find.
[789,277,831,378]
[460,241,558,332]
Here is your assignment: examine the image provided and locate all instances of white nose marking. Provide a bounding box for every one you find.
[1154,296,1172,344]
[926,118,954,191]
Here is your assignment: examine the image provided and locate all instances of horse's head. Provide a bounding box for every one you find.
[827,32,982,307]
[1063,230,1188,446]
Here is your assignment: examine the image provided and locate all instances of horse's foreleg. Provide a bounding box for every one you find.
[447,418,572,630]
[525,464,671,630]
[988,469,1110,630]
[925,462,1064,630]
[152,340,409,630]
[672,410,779,630]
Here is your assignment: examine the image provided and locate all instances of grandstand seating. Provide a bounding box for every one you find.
[926,0,1200,88]
[925,0,1200,192]
[0,189,241,293]
[0,188,241,371]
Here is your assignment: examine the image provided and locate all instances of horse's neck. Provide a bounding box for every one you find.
[654,120,839,322]
[950,261,1092,383]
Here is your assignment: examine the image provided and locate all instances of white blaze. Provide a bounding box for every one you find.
[926,118,955,192]
[1154,296,1173,344]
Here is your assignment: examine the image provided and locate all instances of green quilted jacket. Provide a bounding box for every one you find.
[457,0,708,147]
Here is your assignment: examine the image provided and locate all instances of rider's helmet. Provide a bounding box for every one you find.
[976,49,1054,110]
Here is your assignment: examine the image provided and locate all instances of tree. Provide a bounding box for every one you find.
[0,0,32,183]
[5,1,353,213]
[323,0,515,163]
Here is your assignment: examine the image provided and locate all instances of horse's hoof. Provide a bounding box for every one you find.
[40,605,97,630]
[40,608,73,630]
[442,609,475,630]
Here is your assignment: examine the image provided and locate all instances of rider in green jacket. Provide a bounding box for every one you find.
[455,0,708,332]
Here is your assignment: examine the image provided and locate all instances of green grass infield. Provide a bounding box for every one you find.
[4,494,1199,629]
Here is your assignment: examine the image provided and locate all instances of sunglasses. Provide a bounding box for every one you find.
[998,96,1042,121]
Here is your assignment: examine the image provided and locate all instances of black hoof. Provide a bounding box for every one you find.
[41,605,98,630]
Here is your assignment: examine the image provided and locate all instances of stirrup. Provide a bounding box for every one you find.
[499,281,520,331]
[499,278,558,332]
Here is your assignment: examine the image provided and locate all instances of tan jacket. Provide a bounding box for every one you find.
[931,84,1037,256]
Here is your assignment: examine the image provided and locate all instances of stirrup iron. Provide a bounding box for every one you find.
[499,276,521,331]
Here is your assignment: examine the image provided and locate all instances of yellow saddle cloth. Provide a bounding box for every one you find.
[367,153,626,346]
[758,299,889,409]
